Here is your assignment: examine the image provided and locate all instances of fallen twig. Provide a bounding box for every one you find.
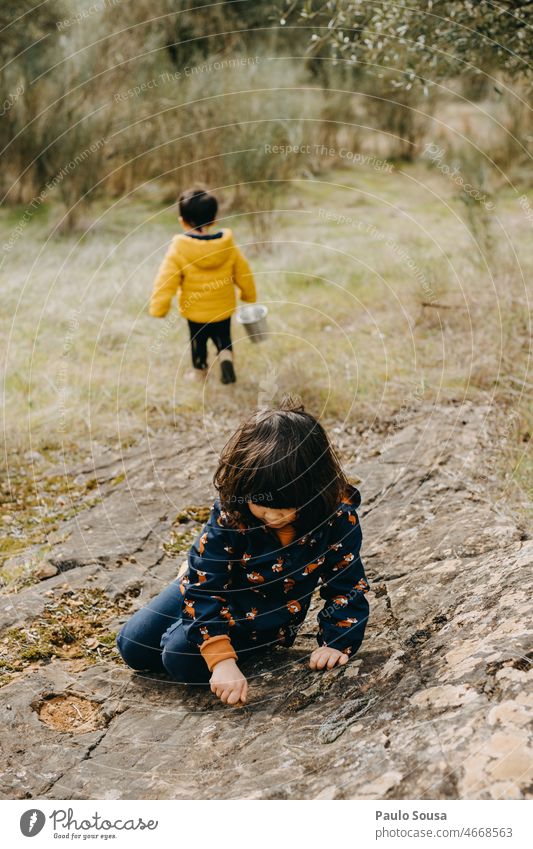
[420,301,468,310]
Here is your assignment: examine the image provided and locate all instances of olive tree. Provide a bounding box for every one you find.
[281,0,533,89]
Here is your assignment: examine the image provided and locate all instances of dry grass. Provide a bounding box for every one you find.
[1,158,532,516]
[0,585,133,685]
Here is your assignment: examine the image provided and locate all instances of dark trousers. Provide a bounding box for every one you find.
[187,317,232,370]
[116,580,265,685]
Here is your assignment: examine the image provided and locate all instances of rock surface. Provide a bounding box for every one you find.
[1,401,532,800]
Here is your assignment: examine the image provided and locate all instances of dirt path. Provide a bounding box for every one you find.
[1,401,531,800]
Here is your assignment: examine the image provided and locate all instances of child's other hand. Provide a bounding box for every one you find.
[309,647,349,671]
[210,658,248,705]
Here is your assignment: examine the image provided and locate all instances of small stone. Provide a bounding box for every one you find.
[36,562,59,580]
[344,664,360,679]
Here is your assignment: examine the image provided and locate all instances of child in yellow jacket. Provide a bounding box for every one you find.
[149,188,257,384]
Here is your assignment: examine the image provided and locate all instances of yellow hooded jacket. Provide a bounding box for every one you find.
[149,229,256,323]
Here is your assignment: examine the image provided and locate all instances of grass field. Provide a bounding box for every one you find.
[2,160,532,533]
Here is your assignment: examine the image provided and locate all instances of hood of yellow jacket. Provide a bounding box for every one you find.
[175,228,235,270]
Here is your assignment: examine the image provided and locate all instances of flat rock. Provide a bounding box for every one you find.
[0,401,531,799]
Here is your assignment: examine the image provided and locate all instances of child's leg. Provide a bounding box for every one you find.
[186,320,209,379]
[159,620,211,684]
[210,318,235,384]
[116,580,183,672]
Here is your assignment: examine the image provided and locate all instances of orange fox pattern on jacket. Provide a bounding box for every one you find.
[247,571,265,584]
[179,488,369,659]
[183,598,196,618]
[220,606,236,626]
[332,552,354,571]
[303,555,325,575]
[332,595,349,606]
[283,578,296,593]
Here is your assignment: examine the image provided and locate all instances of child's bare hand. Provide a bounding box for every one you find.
[210,658,248,705]
[309,647,349,670]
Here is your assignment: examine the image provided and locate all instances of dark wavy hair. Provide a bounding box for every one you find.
[213,398,348,535]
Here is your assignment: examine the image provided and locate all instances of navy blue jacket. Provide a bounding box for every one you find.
[179,486,370,656]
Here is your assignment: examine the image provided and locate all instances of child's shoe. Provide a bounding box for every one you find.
[220,359,236,384]
[218,349,236,384]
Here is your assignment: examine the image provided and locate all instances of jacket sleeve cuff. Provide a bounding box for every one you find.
[199,635,237,671]
[149,305,167,317]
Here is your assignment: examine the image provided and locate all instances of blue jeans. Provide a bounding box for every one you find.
[116,580,266,685]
